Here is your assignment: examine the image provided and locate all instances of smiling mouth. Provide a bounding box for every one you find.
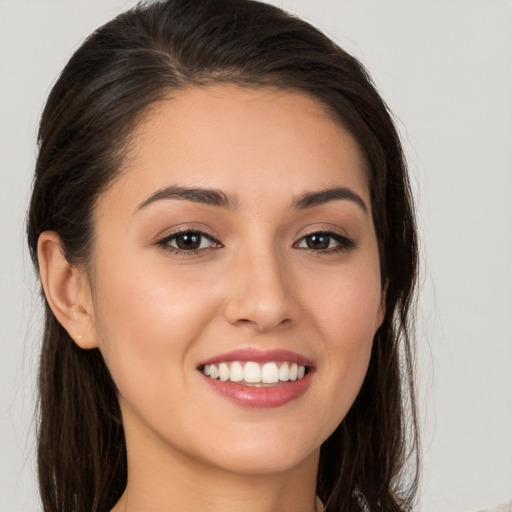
[199,361,308,386]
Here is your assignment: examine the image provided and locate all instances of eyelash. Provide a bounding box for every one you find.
[156,229,355,255]
[157,229,221,255]
[294,231,356,253]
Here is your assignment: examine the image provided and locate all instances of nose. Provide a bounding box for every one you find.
[223,245,297,333]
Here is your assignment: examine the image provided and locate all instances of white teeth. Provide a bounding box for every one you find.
[244,362,261,383]
[219,362,229,381]
[202,361,307,384]
[230,361,244,382]
[209,364,219,379]
[289,363,298,381]
[261,362,279,384]
[279,362,289,381]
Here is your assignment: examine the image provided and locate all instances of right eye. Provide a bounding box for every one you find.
[294,231,355,253]
[157,230,221,254]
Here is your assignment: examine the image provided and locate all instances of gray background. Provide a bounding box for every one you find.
[1,0,511,510]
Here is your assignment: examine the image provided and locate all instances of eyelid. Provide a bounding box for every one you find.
[157,228,222,254]
[293,229,356,252]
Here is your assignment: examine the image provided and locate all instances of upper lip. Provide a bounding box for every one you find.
[197,348,313,368]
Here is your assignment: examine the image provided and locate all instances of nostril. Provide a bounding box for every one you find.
[230,316,292,333]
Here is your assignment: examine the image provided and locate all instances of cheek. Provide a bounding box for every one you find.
[90,257,219,396]
[303,262,381,426]
[311,257,382,344]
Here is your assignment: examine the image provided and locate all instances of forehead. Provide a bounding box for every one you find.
[101,84,370,213]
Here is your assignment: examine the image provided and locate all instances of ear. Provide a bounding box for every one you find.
[37,231,98,349]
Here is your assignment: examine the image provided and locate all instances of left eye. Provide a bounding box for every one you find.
[159,231,218,252]
[295,232,352,251]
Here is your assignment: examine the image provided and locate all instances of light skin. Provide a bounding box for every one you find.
[38,85,384,512]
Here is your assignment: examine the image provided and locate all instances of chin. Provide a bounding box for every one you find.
[197,432,320,476]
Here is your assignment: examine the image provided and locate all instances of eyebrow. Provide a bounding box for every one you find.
[292,187,368,213]
[135,185,367,214]
[135,186,237,212]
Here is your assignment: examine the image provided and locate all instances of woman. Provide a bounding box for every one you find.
[26,0,419,511]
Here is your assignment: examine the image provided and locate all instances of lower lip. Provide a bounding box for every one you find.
[202,373,313,408]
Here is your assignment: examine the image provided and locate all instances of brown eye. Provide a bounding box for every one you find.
[303,234,331,250]
[158,230,219,253]
[296,232,355,252]
[174,233,203,250]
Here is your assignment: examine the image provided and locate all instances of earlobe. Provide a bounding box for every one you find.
[37,231,98,349]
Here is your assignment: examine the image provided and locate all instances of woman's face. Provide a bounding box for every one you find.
[86,85,383,475]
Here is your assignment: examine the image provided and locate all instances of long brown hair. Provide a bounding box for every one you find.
[27,1,419,510]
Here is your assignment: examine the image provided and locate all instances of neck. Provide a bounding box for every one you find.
[111,413,320,512]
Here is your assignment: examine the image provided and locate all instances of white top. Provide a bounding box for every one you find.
[316,498,512,512]
[479,505,512,512]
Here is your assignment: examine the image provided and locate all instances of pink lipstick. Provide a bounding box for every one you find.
[198,348,314,408]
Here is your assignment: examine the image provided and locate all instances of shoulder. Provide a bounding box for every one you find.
[478,504,512,512]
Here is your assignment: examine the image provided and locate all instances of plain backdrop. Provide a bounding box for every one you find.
[1,1,511,511]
